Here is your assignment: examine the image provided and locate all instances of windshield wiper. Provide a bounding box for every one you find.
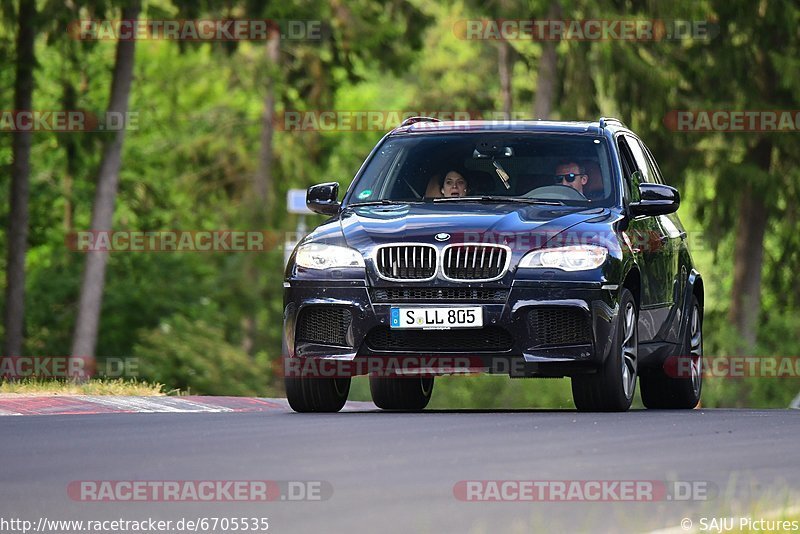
[348,199,422,207]
[433,196,565,206]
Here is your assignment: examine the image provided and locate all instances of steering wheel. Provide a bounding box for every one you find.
[523,184,588,201]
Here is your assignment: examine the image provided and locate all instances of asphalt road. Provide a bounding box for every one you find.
[1,406,798,534]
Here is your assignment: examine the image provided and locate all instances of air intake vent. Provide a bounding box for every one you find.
[527,308,592,346]
[297,306,353,347]
[371,288,509,303]
[442,245,509,281]
[375,244,436,280]
[366,326,513,352]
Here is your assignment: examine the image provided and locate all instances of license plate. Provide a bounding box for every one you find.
[390,306,483,330]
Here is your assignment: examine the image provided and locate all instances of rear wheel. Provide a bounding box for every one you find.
[285,374,350,413]
[641,295,703,409]
[571,288,637,412]
[370,375,434,411]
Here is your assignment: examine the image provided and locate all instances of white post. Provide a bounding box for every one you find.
[790,392,800,410]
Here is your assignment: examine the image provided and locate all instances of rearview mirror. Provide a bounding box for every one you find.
[473,142,514,159]
[306,182,340,215]
[629,183,680,217]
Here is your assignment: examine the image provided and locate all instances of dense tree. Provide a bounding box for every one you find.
[71,0,141,370]
[2,0,36,359]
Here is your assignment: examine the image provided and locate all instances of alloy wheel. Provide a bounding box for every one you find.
[621,301,638,400]
[689,303,703,397]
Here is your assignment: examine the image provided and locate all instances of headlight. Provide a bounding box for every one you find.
[295,243,365,270]
[519,245,608,271]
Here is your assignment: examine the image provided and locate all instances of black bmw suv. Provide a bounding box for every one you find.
[283,117,704,413]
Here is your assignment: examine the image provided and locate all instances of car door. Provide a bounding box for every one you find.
[616,135,668,343]
[640,140,688,344]
[622,134,677,342]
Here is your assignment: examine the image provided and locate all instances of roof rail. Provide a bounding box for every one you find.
[400,116,441,127]
[598,116,626,129]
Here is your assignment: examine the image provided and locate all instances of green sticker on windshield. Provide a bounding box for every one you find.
[358,190,372,199]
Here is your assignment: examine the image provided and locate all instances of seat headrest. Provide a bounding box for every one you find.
[425,175,443,198]
[581,160,604,200]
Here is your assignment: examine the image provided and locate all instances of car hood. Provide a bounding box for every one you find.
[339,202,609,251]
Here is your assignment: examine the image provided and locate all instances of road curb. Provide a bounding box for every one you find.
[0,395,373,416]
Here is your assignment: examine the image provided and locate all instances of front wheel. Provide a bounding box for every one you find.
[285,374,351,413]
[571,288,638,412]
[370,375,434,411]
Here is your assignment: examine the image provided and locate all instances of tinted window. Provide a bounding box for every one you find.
[347,133,616,207]
[616,136,640,202]
[624,134,657,184]
[640,142,665,185]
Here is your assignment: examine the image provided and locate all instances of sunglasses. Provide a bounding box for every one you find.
[555,173,586,183]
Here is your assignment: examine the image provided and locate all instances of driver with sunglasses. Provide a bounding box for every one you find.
[554,161,589,195]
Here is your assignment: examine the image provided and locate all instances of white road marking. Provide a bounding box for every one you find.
[82,396,235,413]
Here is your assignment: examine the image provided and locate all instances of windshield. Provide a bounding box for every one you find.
[346,133,616,207]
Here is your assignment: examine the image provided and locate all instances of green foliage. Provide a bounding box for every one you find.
[133,314,272,396]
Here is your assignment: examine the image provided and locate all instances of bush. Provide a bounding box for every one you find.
[133,314,273,396]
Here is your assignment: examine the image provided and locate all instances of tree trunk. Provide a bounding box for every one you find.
[2,0,36,359]
[70,2,140,373]
[242,27,280,356]
[727,138,772,349]
[497,40,512,119]
[533,1,561,119]
[254,26,280,212]
[62,81,78,233]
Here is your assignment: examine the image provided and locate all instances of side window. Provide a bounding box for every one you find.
[640,142,665,185]
[624,134,655,184]
[616,136,640,202]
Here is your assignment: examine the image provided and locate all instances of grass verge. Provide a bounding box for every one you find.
[0,378,167,396]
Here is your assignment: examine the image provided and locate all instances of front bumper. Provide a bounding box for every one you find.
[283,278,620,378]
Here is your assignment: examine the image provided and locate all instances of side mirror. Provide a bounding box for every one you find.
[629,183,680,217]
[306,182,340,215]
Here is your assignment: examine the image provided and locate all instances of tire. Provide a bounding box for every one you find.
[641,295,703,409]
[571,288,638,412]
[369,375,434,411]
[285,374,350,413]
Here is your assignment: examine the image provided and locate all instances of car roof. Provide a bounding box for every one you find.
[389,118,628,136]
